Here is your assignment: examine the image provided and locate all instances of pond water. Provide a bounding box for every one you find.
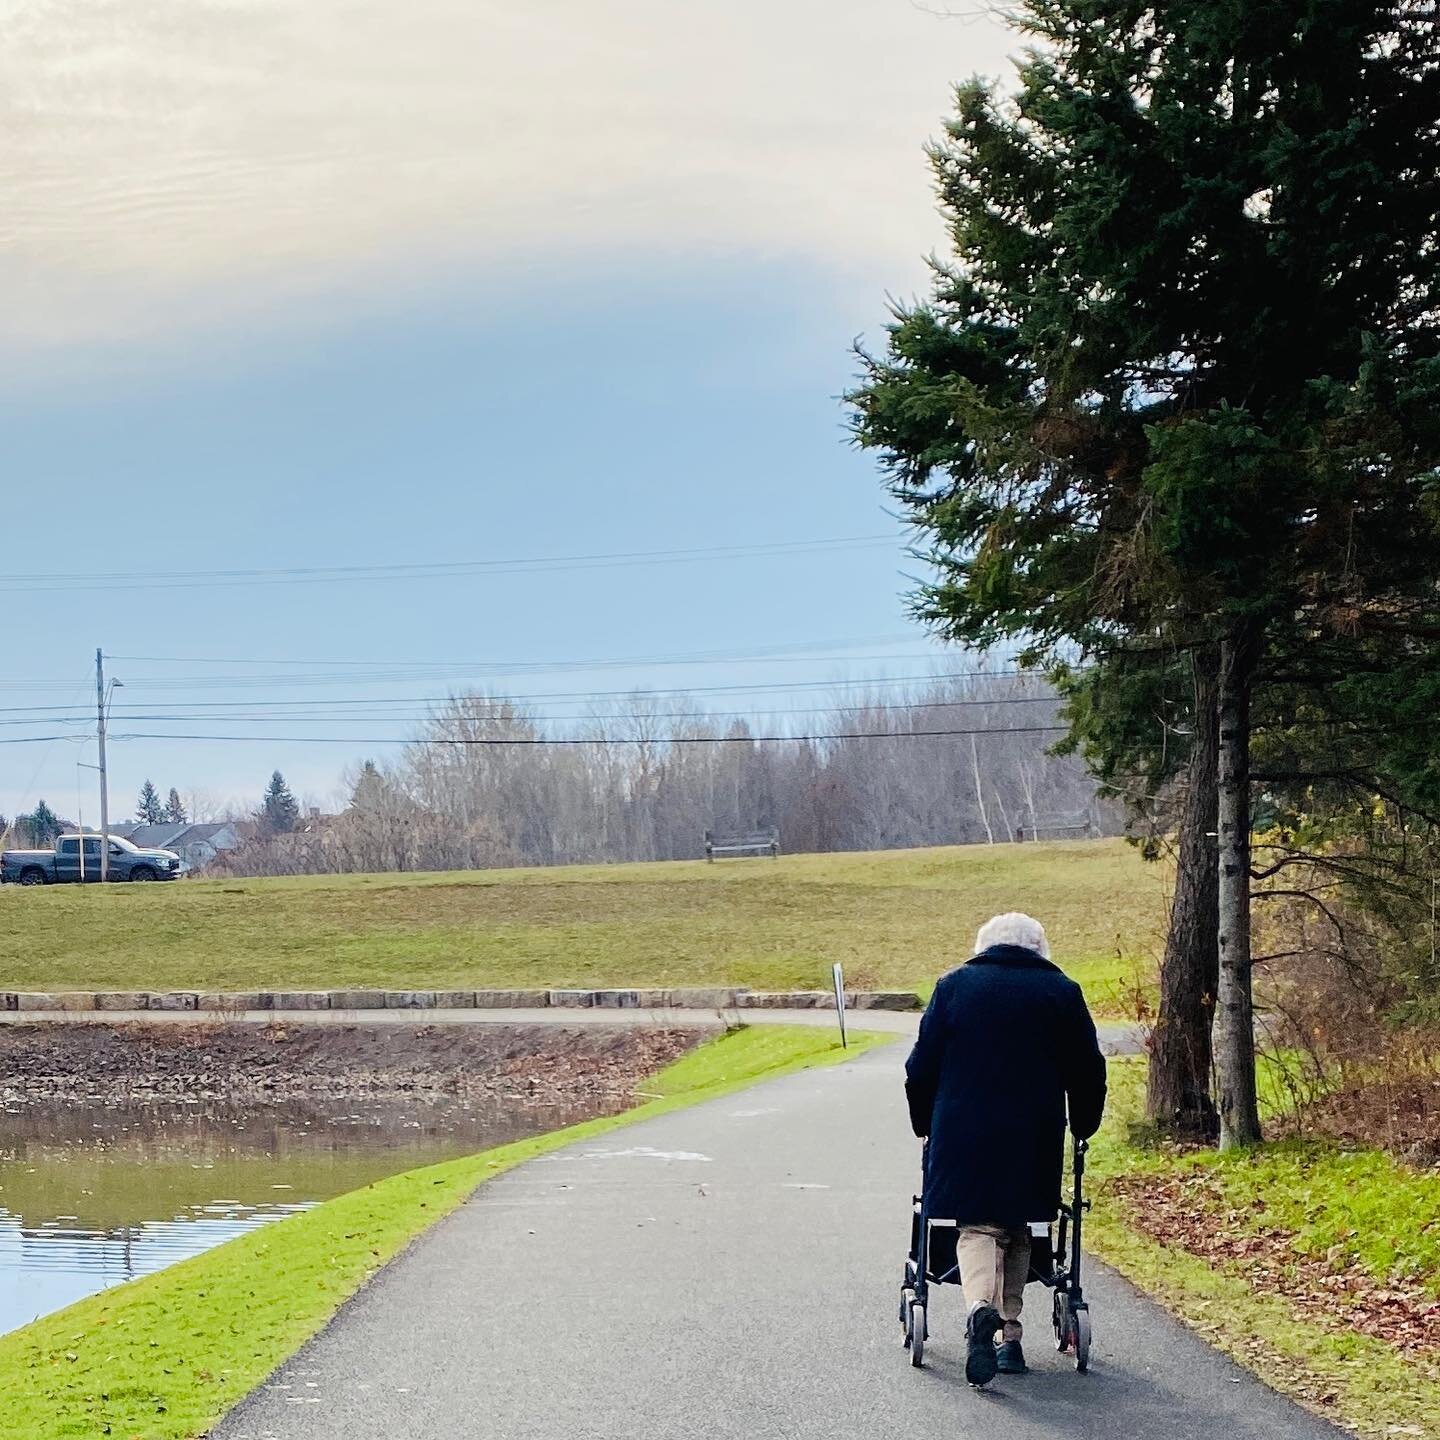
[0,1092,602,1338]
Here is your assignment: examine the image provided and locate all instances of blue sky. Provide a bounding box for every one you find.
[0,0,1019,823]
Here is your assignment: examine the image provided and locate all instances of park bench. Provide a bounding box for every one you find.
[1015,814,1095,842]
[704,827,780,861]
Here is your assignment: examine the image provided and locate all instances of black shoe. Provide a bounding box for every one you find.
[996,1340,1028,1374]
[965,1304,1003,1387]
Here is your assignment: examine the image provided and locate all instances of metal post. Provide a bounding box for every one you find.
[96,648,110,882]
[831,961,847,1048]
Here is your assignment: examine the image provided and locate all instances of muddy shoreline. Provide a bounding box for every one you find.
[0,1020,712,1105]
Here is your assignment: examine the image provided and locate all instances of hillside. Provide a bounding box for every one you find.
[0,839,1167,1014]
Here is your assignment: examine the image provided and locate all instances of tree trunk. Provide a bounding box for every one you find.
[1215,625,1263,1149]
[970,736,994,843]
[1145,647,1220,1139]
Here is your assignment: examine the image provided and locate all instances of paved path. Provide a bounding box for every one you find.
[216,1043,1337,1440]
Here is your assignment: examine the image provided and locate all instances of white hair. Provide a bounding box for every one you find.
[974,912,1051,960]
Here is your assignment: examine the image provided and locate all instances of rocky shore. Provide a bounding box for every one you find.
[0,1020,709,1104]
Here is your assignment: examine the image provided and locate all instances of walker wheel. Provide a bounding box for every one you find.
[900,1286,915,1335]
[1053,1290,1070,1351]
[908,1302,926,1367]
[1074,1308,1092,1372]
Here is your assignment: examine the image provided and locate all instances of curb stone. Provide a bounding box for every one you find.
[272,992,331,1011]
[851,991,920,1011]
[385,991,439,1009]
[95,992,149,1011]
[51,992,100,1012]
[150,992,199,1012]
[197,992,263,1011]
[16,993,63,1011]
[735,992,809,1009]
[472,989,552,1008]
[739,990,829,1009]
[548,990,596,1008]
[668,988,742,1009]
[330,990,388,1011]
[593,989,676,1009]
[2,986,921,1015]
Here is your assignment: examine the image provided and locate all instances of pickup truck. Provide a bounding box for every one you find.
[1,833,182,885]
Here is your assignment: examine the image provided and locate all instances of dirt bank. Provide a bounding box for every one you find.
[0,1020,712,1104]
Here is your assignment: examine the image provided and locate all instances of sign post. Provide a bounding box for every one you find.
[832,962,847,1049]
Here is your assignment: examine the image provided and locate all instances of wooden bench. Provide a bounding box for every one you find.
[704,827,780,861]
[1016,816,1095,842]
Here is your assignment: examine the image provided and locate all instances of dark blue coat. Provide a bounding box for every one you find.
[905,945,1107,1226]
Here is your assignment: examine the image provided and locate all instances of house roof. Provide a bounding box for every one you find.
[118,823,192,849]
[175,823,237,844]
[108,821,239,850]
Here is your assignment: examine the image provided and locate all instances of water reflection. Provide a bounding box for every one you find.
[0,1092,606,1336]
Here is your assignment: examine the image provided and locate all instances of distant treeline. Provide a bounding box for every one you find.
[216,674,1118,876]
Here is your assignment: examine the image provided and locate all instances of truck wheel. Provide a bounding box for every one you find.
[19,868,47,886]
[129,867,157,882]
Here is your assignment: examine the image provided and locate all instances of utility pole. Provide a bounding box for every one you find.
[96,647,110,882]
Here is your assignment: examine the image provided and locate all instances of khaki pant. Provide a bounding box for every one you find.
[957,1224,1031,1343]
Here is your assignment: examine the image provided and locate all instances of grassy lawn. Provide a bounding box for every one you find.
[0,838,1165,1016]
[1089,1060,1440,1436]
[0,1024,893,1440]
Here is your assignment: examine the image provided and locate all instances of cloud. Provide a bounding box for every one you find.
[0,0,1017,355]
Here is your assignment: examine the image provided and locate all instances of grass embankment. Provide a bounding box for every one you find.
[0,1024,891,1440]
[0,839,1164,1017]
[1090,1061,1440,1436]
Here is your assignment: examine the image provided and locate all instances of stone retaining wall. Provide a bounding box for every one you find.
[0,987,919,1013]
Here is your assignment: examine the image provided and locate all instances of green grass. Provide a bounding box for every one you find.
[1087,1060,1440,1435]
[0,1024,893,1440]
[1181,1143,1440,1292]
[0,838,1164,1017]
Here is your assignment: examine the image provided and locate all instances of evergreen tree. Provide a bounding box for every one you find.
[24,800,62,846]
[258,771,300,836]
[850,0,1440,1147]
[164,788,188,824]
[136,780,165,825]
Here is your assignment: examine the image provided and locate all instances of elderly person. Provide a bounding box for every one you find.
[905,912,1106,1386]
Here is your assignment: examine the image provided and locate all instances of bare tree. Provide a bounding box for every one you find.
[215,671,1121,876]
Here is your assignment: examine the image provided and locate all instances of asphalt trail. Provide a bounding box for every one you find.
[215,1044,1341,1440]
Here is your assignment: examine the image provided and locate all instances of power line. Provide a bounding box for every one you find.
[0,654,957,694]
[99,657,954,691]
[107,633,921,668]
[0,717,96,728]
[0,666,1047,704]
[0,696,1063,727]
[0,677,1058,720]
[112,724,1070,746]
[0,534,903,594]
